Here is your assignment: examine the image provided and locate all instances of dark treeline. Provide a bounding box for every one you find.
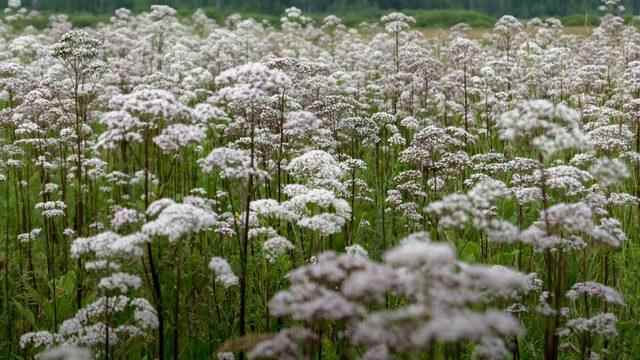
[2,0,640,20]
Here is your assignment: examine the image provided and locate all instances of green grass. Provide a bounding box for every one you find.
[0,12,111,30]
[408,9,496,28]
[69,13,111,27]
[560,14,600,27]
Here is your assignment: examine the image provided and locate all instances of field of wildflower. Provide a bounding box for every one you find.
[1,0,640,359]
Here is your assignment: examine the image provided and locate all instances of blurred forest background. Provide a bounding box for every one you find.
[1,0,640,30]
[3,0,640,17]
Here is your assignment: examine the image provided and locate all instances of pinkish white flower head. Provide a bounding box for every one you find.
[280,6,310,25]
[199,147,266,180]
[77,295,157,343]
[149,5,177,21]
[111,207,143,231]
[284,111,322,138]
[248,327,315,360]
[589,157,629,188]
[286,150,344,183]
[130,298,159,329]
[95,111,144,150]
[35,201,66,218]
[19,331,57,350]
[209,257,239,288]
[561,313,618,338]
[108,232,148,258]
[409,310,522,346]
[18,228,41,243]
[98,273,142,293]
[283,187,349,215]
[599,0,625,15]
[38,345,92,360]
[384,232,455,269]
[566,282,624,305]
[251,199,298,221]
[380,12,415,33]
[297,213,347,236]
[345,244,369,258]
[193,103,228,127]
[448,37,481,67]
[322,14,343,30]
[400,125,472,168]
[493,15,523,36]
[142,199,217,241]
[113,89,192,125]
[85,260,121,272]
[71,231,121,259]
[153,124,206,153]
[215,63,291,105]
[263,236,295,263]
[498,100,590,157]
[337,117,380,146]
[51,30,101,63]
[277,187,351,235]
[591,217,626,248]
[588,125,632,153]
[545,202,594,233]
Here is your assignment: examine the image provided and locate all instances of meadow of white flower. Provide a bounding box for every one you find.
[1,0,639,359]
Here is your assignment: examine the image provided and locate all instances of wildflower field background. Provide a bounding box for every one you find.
[2,0,640,359]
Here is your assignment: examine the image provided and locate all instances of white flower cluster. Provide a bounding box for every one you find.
[426,178,518,243]
[199,147,267,180]
[153,124,206,153]
[214,63,291,105]
[20,295,157,353]
[111,207,143,231]
[209,257,239,288]
[248,328,316,360]
[113,89,192,124]
[520,201,626,251]
[35,201,66,218]
[95,111,144,150]
[286,150,344,183]
[142,198,217,241]
[380,12,416,33]
[498,100,590,156]
[252,185,351,236]
[263,236,294,263]
[258,232,532,358]
[51,30,101,63]
[98,272,142,293]
[18,228,42,243]
[566,282,625,305]
[71,231,122,259]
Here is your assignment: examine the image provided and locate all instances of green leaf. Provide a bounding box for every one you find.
[460,242,479,262]
[13,301,37,329]
[24,285,47,305]
[60,271,77,296]
[57,271,77,320]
